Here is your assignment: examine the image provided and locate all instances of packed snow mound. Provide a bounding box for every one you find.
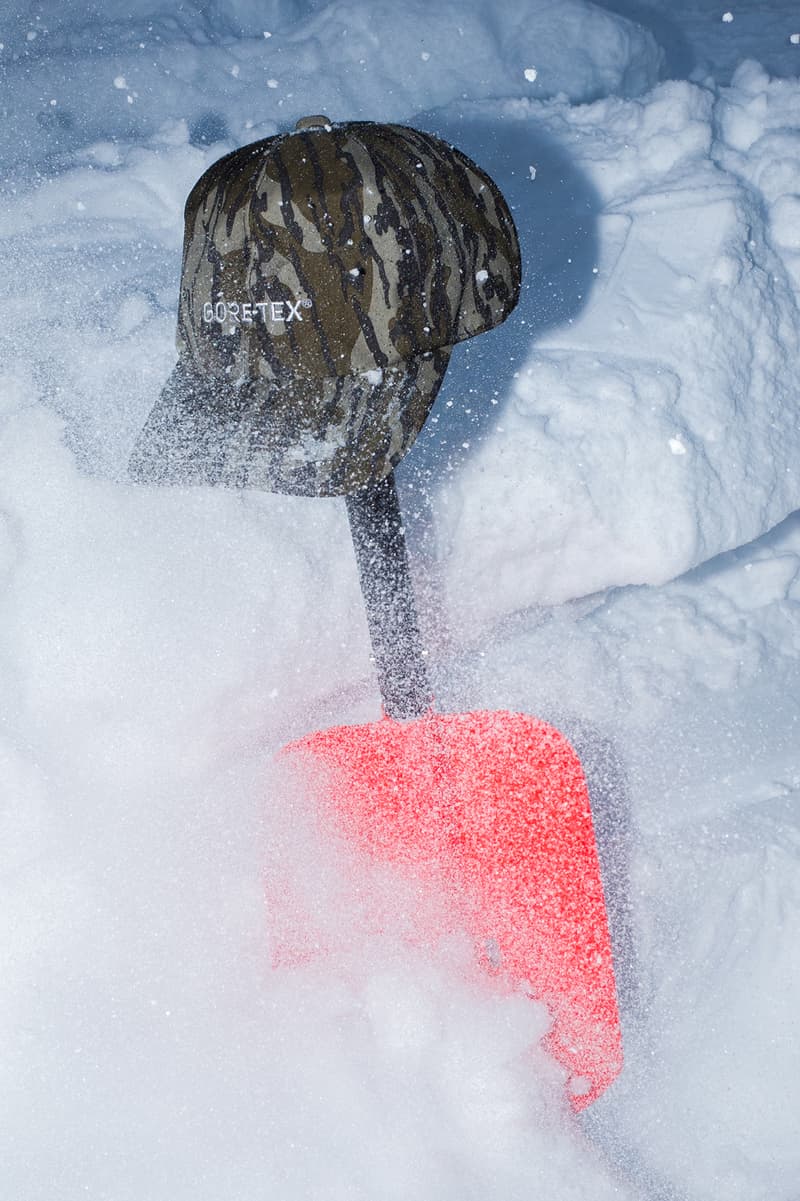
[436,78,800,629]
[277,0,664,109]
[0,0,662,168]
[714,60,800,291]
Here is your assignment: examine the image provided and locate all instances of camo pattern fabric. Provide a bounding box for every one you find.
[130,119,521,496]
[128,351,449,495]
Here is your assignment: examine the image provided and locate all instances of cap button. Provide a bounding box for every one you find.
[295,115,332,131]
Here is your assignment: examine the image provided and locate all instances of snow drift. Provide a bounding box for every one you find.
[2,0,800,1198]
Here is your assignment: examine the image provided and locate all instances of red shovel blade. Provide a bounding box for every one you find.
[278,710,622,1110]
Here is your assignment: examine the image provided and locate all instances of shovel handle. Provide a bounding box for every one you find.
[345,473,432,720]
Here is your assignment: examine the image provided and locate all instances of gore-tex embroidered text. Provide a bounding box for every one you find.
[202,299,312,324]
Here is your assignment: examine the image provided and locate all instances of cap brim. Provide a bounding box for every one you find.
[128,350,450,496]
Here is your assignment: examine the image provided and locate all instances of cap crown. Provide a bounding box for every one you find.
[177,121,521,384]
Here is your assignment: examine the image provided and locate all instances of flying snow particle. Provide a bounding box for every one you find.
[421,51,430,61]
[529,165,537,181]
[267,78,279,88]
[722,11,734,22]
[524,67,538,82]
[475,269,489,283]
[669,437,688,456]
[113,75,127,89]
[790,32,800,44]
[263,31,272,38]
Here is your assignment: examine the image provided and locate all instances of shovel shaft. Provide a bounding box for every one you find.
[345,473,432,720]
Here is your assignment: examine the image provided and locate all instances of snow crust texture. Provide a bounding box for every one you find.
[1,0,661,169]
[440,74,800,627]
[2,1,800,1199]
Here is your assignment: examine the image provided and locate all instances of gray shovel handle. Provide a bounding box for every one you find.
[345,473,432,720]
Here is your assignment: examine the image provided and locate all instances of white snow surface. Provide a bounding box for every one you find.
[2,2,800,1199]
[439,70,800,627]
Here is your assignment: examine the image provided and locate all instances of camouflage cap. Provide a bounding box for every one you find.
[129,117,521,496]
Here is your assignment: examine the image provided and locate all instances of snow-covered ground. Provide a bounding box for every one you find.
[2,1,800,1198]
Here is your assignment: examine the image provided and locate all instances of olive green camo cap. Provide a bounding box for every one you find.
[129,116,521,496]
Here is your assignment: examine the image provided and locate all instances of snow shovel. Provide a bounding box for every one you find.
[281,471,622,1110]
[128,115,622,1108]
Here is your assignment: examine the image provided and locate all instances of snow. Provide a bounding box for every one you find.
[420,76,800,629]
[2,1,800,1198]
